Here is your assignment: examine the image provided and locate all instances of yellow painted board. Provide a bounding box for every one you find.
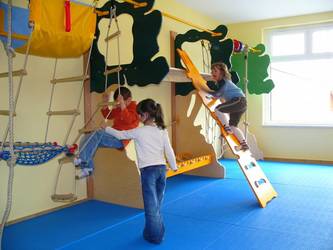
[167,154,212,178]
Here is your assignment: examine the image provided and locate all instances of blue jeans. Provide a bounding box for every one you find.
[140,165,167,244]
[79,129,123,170]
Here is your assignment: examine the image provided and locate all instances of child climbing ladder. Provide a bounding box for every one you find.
[176,48,277,208]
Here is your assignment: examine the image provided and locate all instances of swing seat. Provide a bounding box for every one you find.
[0,1,96,58]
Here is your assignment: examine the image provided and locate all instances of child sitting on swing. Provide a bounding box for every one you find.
[75,86,139,178]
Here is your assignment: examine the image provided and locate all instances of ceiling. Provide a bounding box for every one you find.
[174,0,333,24]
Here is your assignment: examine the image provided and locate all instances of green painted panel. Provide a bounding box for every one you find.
[231,44,274,94]
[90,0,169,93]
[174,25,240,96]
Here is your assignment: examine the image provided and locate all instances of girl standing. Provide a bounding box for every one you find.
[104,98,177,244]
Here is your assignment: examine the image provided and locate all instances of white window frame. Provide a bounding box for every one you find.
[263,22,333,127]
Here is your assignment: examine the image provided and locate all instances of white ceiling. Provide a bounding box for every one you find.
[175,0,333,24]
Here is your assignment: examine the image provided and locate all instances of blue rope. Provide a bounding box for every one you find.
[0,142,69,166]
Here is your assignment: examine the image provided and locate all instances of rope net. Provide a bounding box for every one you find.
[0,142,74,165]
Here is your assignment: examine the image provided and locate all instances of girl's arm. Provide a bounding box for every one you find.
[105,127,137,140]
[163,130,178,171]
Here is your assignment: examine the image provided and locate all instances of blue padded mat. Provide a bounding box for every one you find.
[163,179,258,224]
[3,160,333,250]
[221,159,333,188]
[205,225,333,250]
[59,213,232,250]
[3,200,141,250]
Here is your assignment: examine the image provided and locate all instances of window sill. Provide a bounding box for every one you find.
[262,122,333,128]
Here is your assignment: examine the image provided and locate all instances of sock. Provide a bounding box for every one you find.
[76,168,93,179]
[74,157,81,166]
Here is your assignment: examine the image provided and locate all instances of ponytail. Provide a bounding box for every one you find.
[136,99,166,129]
[154,103,166,129]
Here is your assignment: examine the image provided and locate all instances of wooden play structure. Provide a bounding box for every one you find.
[84,47,277,208]
[83,81,223,209]
[52,2,276,208]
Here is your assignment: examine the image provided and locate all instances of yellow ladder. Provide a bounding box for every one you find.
[176,48,277,208]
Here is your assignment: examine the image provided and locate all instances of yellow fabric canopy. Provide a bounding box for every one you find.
[16,0,96,58]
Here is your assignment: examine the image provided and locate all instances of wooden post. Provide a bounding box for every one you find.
[170,31,177,153]
[83,52,94,199]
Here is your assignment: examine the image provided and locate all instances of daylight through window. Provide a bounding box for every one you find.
[263,23,333,126]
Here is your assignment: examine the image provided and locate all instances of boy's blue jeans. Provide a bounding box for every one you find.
[79,129,123,170]
[140,165,167,244]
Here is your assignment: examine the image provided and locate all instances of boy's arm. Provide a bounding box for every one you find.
[163,130,178,171]
[101,106,114,120]
[206,80,218,91]
[101,92,115,120]
[120,102,139,125]
[207,79,226,98]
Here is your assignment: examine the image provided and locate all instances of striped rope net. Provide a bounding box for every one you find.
[0,142,77,165]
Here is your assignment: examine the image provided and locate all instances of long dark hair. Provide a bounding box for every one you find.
[136,98,166,129]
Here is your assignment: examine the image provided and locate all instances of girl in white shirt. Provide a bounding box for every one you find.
[105,98,177,244]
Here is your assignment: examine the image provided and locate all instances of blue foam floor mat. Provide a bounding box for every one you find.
[2,160,333,249]
[59,214,232,250]
[2,200,142,250]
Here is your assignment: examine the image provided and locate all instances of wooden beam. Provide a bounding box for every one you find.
[0,69,27,78]
[50,75,89,84]
[163,67,212,83]
[83,52,94,199]
[170,31,177,153]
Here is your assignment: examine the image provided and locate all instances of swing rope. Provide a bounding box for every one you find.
[0,1,15,247]
[1,21,34,151]
[44,59,58,143]
[104,6,114,91]
[76,5,123,155]
[200,40,211,73]
[200,40,227,158]
[243,45,249,140]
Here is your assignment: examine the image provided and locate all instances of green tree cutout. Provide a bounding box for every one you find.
[231,44,274,94]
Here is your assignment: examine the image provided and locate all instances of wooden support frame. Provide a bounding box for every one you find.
[169,31,224,179]
[93,148,143,208]
[80,32,224,209]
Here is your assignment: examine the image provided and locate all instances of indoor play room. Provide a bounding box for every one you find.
[1,0,333,249]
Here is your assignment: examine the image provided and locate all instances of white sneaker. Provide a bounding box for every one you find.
[74,157,82,166]
[76,168,93,179]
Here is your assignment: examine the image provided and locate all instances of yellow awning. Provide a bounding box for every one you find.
[16,0,96,58]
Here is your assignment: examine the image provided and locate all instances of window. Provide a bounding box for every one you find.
[263,23,333,127]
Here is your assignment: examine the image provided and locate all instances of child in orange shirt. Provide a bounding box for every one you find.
[75,87,139,178]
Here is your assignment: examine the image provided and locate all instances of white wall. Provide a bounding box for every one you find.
[228,12,333,161]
